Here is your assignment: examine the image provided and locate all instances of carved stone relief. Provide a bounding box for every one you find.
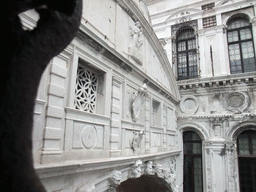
[128,21,143,65]
[109,170,122,188]
[130,130,145,152]
[131,83,149,122]
[226,92,249,113]
[126,159,179,191]
[73,123,103,150]
[129,160,143,178]
[144,161,154,175]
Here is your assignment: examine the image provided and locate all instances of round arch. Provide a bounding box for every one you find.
[223,11,254,26]
[178,121,210,141]
[116,175,173,192]
[227,121,256,142]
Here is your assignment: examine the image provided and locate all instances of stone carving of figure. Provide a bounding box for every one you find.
[144,161,154,175]
[130,21,143,49]
[155,164,164,178]
[130,130,145,152]
[132,83,148,122]
[130,160,143,178]
[109,170,122,188]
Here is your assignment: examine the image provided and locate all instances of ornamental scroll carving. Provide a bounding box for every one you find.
[132,83,149,122]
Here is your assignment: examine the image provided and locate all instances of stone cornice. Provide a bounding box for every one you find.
[177,72,256,90]
[178,113,256,120]
[149,0,251,19]
[35,150,181,179]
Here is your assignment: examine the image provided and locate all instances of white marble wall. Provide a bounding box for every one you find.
[18,0,182,191]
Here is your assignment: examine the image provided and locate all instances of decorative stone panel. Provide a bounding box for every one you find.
[226,92,249,113]
[180,95,199,114]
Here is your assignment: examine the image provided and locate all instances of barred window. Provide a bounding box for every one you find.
[75,64,98,113]
[201,3,215,11]
[227,17,256,74]
[203,16,217,28]
[176,27,198,80]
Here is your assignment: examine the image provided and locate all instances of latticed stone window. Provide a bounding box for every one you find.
[75,64,98,113]
[203,16,217,28]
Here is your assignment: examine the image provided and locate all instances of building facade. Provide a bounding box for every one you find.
[146,0,256,191]
[20,0,182,191]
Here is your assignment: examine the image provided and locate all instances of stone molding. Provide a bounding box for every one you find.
[177,72,256,90]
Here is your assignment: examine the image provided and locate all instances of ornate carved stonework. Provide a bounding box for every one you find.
[126,159,179,191]
[226,92,249,113]
[109,170,122,188]
[144,161,154,175]
[129,160,143,178]
[132,83,149,122]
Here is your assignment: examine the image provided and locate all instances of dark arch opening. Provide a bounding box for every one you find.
[116,175,173,192]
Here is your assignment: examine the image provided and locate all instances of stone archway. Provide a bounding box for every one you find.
[116,175,173,192]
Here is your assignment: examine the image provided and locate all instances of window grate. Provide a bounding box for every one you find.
[75,65,98,113]
[203,16,217,28]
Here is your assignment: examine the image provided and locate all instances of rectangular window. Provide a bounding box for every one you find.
[201,3,215,11]
[75,64,98,113]
[203,16,217,28]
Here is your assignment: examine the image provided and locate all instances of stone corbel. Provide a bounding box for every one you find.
[109,170,122,190]
[129,160,143,179]
[132,83,149,122]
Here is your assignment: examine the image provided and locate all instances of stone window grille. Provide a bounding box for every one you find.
[227,17,256,74]
[201,3,215,11]
[203,16,217,28]
[75,64,98,113]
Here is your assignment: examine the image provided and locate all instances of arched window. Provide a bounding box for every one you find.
[237,130,256,191]
[227,17,256,74]
[183,131,203,192]
[176,27,198,80]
